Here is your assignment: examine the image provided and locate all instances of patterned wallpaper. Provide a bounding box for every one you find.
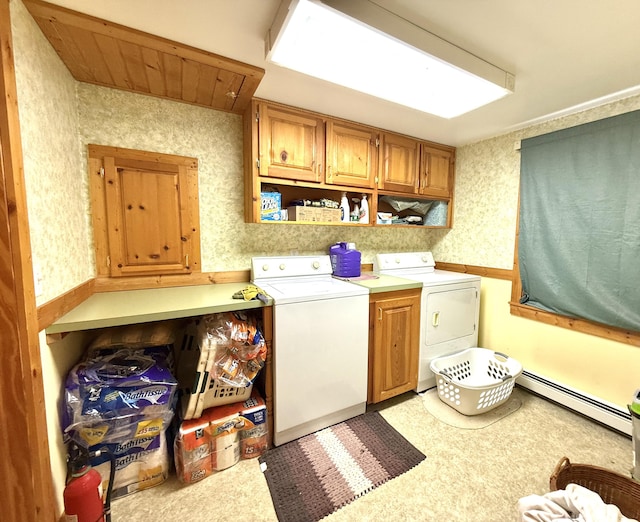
[77,84,440,273]
[435,95,640,269]
[13,0,640,299]
[11,0,94,305]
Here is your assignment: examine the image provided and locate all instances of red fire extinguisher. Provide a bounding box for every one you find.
[64,441,115,522]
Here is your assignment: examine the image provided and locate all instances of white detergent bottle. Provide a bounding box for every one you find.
[359,194,369,224]
[340,192,350,223]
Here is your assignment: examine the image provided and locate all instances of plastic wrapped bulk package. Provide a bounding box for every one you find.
[62,322,180,500]
[172,311,269,485]
[174,312,267,420]
[174,390,268,484]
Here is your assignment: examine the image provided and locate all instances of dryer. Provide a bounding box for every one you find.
[374,252,481,392]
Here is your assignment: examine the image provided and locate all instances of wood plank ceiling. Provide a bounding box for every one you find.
[23,0,265,115]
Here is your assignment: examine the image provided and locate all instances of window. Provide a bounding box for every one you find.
[510,110,640,344]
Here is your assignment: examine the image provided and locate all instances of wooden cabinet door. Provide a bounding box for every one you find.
[326,120,377,188]
[378,132,419,193]
[420,145,453,198]
[258,103,324,182]
[90,145,200,278]
[368,289,420,404]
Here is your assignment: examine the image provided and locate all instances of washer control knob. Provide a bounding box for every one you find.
[279,263,286,270]
[422,255,430,263]
[395,257,401,264]
[262,264,269,272]
[312,261,320,269]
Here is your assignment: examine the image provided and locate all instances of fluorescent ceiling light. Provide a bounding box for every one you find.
[266,0,515,119]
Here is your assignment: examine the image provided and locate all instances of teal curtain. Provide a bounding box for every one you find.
[519,110,640,332]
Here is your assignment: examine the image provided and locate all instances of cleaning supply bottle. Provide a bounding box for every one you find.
[359,194,369,224]
[340,192,350,223]
[351,198,360,222]
[329,242,361,277]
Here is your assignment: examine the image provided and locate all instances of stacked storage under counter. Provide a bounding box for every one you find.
[47,283,274,504]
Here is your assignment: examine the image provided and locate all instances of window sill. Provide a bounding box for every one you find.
[509,301,640,347]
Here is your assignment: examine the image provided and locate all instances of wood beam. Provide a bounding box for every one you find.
[0,1,56,519]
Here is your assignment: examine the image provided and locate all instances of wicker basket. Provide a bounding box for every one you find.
[550,456,640,520]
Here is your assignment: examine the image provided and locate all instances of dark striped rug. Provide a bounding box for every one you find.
[258,411,426,522]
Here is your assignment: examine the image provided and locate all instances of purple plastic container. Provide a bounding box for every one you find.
[329,242,361,277]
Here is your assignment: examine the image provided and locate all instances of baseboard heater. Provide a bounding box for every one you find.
[517,370,632,437]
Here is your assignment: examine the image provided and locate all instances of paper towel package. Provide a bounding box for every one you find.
[174,390,268,484]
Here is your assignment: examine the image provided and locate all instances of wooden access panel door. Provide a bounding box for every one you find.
[420,145,453,198]
[90,145,200,278]
[258,103,324,182]
[326,120,378,188]
[369,290,420,404]
[378,132,419,193]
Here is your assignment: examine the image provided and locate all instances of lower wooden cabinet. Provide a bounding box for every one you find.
[368,288,421,404]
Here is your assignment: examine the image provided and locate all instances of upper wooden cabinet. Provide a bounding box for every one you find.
[257,102,324,183]
[378,132,420,194]
[89,145,201,278]
[326,120,378,188]
[420,145,454,198]
[244,99,455,227]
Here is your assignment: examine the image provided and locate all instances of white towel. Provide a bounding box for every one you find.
[517,483,638,522]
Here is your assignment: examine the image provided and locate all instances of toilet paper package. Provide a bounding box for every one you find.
[174,389,268,484]
[63,351,177,431]
[91,431,170,500]
[62,334,178,500]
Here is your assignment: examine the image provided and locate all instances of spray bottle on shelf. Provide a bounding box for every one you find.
[359,194,369,224]
[350,198,360,222]
[340,192,350,223]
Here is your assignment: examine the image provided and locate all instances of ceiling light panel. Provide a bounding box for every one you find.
[266,0,514,118]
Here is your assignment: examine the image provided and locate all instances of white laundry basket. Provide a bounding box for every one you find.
[430,348,523,416]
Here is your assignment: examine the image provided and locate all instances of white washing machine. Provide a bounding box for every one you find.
[252,255,369,446]
[374,252,481,392]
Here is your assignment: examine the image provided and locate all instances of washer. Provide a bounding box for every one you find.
[374,252,481,392]
[252,255,369,446]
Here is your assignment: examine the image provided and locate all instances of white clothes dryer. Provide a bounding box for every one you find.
[374,252,481,392]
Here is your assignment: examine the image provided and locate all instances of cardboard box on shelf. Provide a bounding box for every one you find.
[288,206,341,222]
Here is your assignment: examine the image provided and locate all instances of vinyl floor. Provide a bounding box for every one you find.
[111,387,633,522]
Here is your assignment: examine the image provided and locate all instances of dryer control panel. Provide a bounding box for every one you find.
[374,251,435,272]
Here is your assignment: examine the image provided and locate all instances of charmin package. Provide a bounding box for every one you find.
[62,327,179,500]
[89,432,170,499]
[174,390,268,484]
[64,347,178,428]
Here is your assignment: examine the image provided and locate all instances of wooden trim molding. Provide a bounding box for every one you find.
[37,279,94,332]
[93,270,251,292]
[510,301,640,347]
[435,261,512,280]
[0,1,56,519]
